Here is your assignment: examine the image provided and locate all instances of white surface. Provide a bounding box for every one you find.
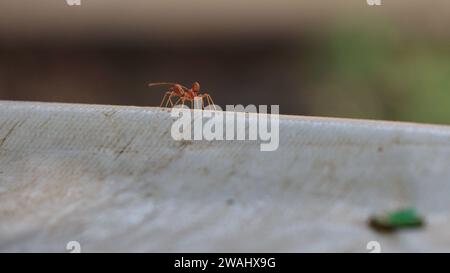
[0,100,450,252]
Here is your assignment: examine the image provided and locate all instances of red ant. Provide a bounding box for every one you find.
[148,82,216,110]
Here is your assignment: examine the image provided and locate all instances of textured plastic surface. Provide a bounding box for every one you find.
[1,100,450,252]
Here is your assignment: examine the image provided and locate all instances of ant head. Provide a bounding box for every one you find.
[192,82,200,93]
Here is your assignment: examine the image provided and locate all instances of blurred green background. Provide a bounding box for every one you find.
[1,0,449,124]
[304,22,450,124]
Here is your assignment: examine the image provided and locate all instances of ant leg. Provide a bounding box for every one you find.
[200,95,208,110]
[204,97,210,110]
[203,94,216,110]
[202,94,211,106]
[164,92,177,108]
[160,91,171,107]
[173,97,182,106]
[165,94,178,108]
[207,94,215,106]
[198,95,207,109]
[191,97,201,109]
[167,94,176,107]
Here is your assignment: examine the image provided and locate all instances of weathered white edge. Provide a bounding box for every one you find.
[0,100,450,252]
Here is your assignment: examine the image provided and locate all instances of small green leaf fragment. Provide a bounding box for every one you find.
[369,208,425,232]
